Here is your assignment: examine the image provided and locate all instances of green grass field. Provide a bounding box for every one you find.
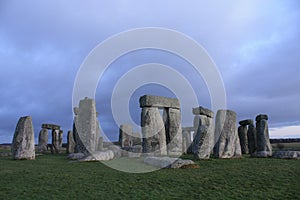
[0,150,299,200]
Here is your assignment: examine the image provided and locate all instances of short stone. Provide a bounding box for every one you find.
[255,114,268,121]
[67,153,85,160]
[139,95,180,109]
[192,106,214,118]
[239,119,253,126]
[143,156,196,169]
[79,150,114,162]
[272,151,300,159]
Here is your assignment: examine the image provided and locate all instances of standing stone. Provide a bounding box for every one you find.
[97,137,103,151]
[214,110,241,158]
[119,124,133,147]
[38,128,48,153]
[247,122,257,155]
[238,125,249,154]
[163,108,183,156]
[51,129,63,154]
[255,115,272,157]
[194,125,210,159]
[67,130,75,154]
[193,107,214,157]
[11,116,35,160]
[141,107,167,155]
[74,97,98,154]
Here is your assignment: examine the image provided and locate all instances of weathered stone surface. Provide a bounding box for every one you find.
[238,126,249,154]
[122,145,142,158]
[139,95,180,109]
[41,123,60,130]
[239,119,253,126]
[164,108,183,155]
[272,151,300,159]
[78,150,114,162]
[247,122,257,154]
[194,125,210,159]
[11,116,35,160]
[255,119,272,157]
[144,157,196,169]
[38,128,48,153]
[141,107,167,155]
[214,110,242,158]
[108,145,122,158]
[97,137,103,151]
[255,114,268,122]
[67,130,75,154]
[51,129,63,154]
[67,153,85,160]
[192,106,214,118]
[74,97,98,154]
[119,127,142,147]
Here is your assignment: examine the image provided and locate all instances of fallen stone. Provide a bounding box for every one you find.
[11,116,35,160]
[144,156,196,169]
[67,153,85,160]
[255,114,268,122]
[139,95,180,109]
[272,151,300,159]
[79,150,114,162]
[192,106,214,118]
[239,119,253,126]
[108,145,122,158]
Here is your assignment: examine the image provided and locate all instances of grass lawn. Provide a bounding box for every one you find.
[0,152,299,200]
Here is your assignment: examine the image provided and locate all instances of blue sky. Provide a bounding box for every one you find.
[0,0,300,143]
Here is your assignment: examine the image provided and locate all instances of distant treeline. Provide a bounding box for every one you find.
[270,138,300,143]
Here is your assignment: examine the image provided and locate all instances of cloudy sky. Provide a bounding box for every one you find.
[0,0,299,143]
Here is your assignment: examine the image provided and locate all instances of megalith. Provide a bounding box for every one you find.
[247,121,257,155]
[140,95,182,156]
[193,106,214,159]
[11,116,35,160]
[182,127,193,154]
[51,129,63,154]
[67,130,75,154]
[38,128,48,153]
[73,97,99,155]
[238,119,252,154]
[214,110,241,158]
[255,114,272,157]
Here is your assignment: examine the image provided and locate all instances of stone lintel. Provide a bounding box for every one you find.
[239,119,253,126]
[42,124,60,130]
[139,95,180,109]
[255,114,268,122]
[192,106,214,118]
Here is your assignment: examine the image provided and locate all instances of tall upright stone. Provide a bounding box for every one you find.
[182,127,193,154]
[51,129,63,154]
[255,114,272,157]
[119,124,133,147]
[67,130,75,154]
[11,116,35,160]
[193,106,214,159]
[38,128,48,153]
[141,107,167,155]
[238,125,249,154]
[163,108,182,156]
[214,110,241,158]
[247,122,257,155]
[74,97,98,154]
